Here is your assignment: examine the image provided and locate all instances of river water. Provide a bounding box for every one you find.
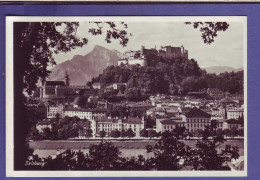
[31,139,244,159]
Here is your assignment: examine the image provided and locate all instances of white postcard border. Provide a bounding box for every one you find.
[6,16,247,177]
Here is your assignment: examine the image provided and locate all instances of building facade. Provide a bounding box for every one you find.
[36,119,55,132]
[118,45,189,66]
[91,116,146,136]
[39,71,76,99]
[227,108,244,120]
[184,108,211,132]
[207,88,224,99]
[64,107,107,120]
[156,117,185,133]
[159,45,188,59]
[223,119,243,130]
[47,104,64,118]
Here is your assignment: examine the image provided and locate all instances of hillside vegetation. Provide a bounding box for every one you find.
[90,56,243,96]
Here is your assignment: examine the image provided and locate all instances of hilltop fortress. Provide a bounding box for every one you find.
[118,45,188,66]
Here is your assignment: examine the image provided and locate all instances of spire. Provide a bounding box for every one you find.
[64,71,70,86]
[64,71,69,78]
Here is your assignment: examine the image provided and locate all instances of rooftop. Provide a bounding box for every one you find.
[95,116,143,124]
[207,88,223,94]
[45,81,65,87]
[185,107,211,118]
[227,108,244,112]
[64,107,107,113]
[127,102,154,108]
[160,120,177,125]
[225,119,243,124]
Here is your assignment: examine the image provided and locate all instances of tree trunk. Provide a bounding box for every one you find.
[13,22,35,170]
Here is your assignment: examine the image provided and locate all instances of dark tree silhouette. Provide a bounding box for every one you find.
[139,129,148,138]
[110,129,121,138]
[26,129,240,171]
[120,129,127,138]
[185,22,229,44]
[14,22,129,169]
[87,141,121,170]
[147,129,157,139]
[126,128,136,138]
[27,126,42,140]
[40,127,52,140]
[188,124,240,170]
[89,22,130,47]
[148,131,190,170]
[84,129,93,139]
[99,130,106,139]
[43,150,88,170]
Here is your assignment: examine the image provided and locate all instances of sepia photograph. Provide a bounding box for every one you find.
[6,16,247,177]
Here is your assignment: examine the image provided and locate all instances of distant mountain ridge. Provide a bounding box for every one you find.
[48,45,123,85]
[204,66,243,74]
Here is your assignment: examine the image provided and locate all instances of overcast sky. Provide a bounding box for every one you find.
[52,21,244,68]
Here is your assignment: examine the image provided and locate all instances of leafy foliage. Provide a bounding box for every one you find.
[120,129,127,138]
[188,123,240,170]
[110,129,121,138]
[90,57,202,96]
[27,106,46,128]
[181,71,243,94]
[17,22,129,94]
[14,22,130,169]
[87,141,121,170]
[185,22,229,44]
[90,60,243,97]
[27,125,240,171]
[99,130,106,139]
[88,22,130,47]
[126,128,136,138]
[27,126,42,140]
[28,117,91,140]
[107,105,129,118]
[139,129,148,138]
[147,131,190,170]
[147,129,157,139]
[81,128,93,139]
[41,127,53,140]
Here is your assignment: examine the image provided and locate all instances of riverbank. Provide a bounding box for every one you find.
[29,139,244,154]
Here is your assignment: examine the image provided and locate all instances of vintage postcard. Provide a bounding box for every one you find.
[6,16,247,177]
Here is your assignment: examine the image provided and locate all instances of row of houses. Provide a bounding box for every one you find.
[92,82,126,90]
[47,104,107,120]
[155,108,243,133]
[91,116,145,136]
[41,105,243,137]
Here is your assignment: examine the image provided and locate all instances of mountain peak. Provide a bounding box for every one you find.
[93,45,108,51]
[48,45,123,85]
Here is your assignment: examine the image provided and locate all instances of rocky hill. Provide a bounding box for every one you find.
[48,45,123,85]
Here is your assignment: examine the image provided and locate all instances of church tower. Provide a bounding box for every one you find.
[64,71,70,86]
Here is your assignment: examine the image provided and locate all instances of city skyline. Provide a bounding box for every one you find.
[52,21,244,69]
